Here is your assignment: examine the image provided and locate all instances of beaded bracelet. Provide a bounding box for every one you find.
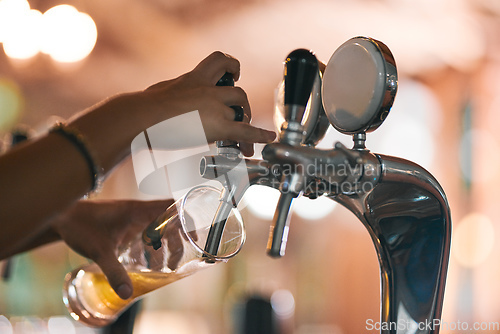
[49,122,104,194]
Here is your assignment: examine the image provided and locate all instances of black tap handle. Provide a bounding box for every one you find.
[265,50,318,257]
[284,49,318,108]
[216,72,244,120]
[215,72,244,148]
[217,72,244,121]
[217,72,235,87]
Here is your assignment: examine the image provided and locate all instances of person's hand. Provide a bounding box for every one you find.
[49,199,173,300]
[142,203,198,271]
[141,51,276,156]
[0,52,274,265]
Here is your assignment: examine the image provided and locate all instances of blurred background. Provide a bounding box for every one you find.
[1,0,500,333]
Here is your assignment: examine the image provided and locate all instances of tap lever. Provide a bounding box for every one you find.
[280,49,319,145]
[216,72,244,152]
[266,49,318,257]
[217,72,235,87]
[284,49,319,110]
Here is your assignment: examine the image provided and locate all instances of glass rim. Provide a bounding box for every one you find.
[178,185,245,260]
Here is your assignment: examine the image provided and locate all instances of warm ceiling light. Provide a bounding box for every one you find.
[241,185,280,220]
[292,195,337,221]
[3,9,42,59]
[0,0,30,43]
[452,213,495,268]
[41,4,97,63]
[0,2,98,63]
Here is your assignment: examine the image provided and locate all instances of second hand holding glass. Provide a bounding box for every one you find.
[63,185,245,327]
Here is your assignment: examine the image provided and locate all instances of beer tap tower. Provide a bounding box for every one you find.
[201,37,451,334]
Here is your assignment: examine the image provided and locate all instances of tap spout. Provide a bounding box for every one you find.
[262,142,382,257]
[200,155,281,256]
[267,190,295,257]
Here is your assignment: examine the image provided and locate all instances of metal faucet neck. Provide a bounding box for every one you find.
[352,133,367,150]
[279,120,305,146]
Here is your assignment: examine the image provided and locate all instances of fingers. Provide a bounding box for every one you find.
[128,199,174,225]
[147,51,275,154]
[193,51,241,85]
[146,52,240,92]
[211,86,251,120]
[200,106,275,155]
[166,219,184,271]
[225,122,276,144]
[239,142,255,157]
[182,214,198,242]
[214,85,276,155]
[93,248,133,300]
[217,121,276,157]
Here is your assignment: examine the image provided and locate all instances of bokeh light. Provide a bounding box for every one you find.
[241,185,281,220]
[370,80,440,170]
[11,317,46,333]
[378,121,434,167]
[3,8,42,59]
[134,311,211,334]
[41,5,97,63]
[0,2,97,63]
[0,78,23,132]
[452,213,495,268]
[47,316,76,334]
[0,316,13,334]
[292,195,337,221]
[459,129,500,184]
[242,186,337,221]
[0,0,31,43]
[271,289,295,319]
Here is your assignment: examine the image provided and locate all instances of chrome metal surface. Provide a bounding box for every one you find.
[302,70,330,146]
[200,38,451,334]
[267,191,294,257]
[200,154,279,257]
[329,155,451,333]
[265,49,319,257]
[322,36,398,135]
[274,67,330,147]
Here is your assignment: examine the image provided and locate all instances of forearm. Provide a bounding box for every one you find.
[0,52,275,258]
[0,132,94,247]
[67,92,154,174]
[0,93,150,248]
[0,224,61,260]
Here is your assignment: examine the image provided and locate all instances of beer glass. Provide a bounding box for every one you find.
[62,185,245,327]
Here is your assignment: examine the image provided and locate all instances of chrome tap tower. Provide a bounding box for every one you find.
[201,37,451,334]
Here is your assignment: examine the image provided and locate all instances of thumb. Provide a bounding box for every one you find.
[94,251,133,300]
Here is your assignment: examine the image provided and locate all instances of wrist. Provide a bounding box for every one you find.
[68,92,147,174]
[49,123,104,194]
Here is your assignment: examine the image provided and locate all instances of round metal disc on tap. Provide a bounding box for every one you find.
[322,37,398,135]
